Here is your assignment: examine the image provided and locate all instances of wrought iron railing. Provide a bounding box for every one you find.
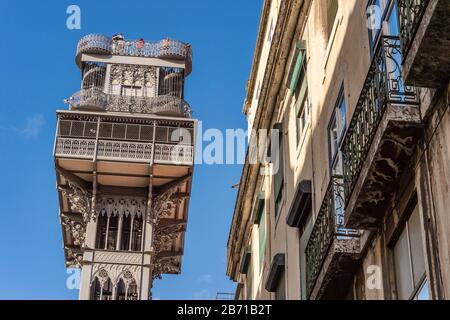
[153,143,194,165]
[107,94,192,118]
[55,137,194,165]
[55,137,96,159]
[341,36,419,201]
[76,34,192,73]
[76,34,112,58]
[67,88,192,118]
[305,176,359,298]
[68,87,108,110]
[97,140,153,162]
[111,38,192,62]
[398,0,430,56]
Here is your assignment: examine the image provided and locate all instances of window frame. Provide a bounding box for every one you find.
[273,123,285,219]
[367,0,400,54]
[294,61,310,147]
[327,86,347,173]
[392,195,429,300]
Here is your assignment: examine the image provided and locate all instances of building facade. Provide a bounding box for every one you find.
[227,0,450,300]
[54,34,196,300]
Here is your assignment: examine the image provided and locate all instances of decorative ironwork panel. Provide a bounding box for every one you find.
[95,195,147,218]
[153,143,193,165]
[305,176,359,297]
[68,88,192,118]
[68,87,108,110]
[97,140,153,162]
[76,34,112,58]
[55,137,96,159]
[398,0,429,56]
[76,34,192,70]
[111,38,192,62]
[341,36,419,201]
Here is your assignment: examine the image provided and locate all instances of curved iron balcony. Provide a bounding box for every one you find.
[305,176,360,299]
[76,34,193,75]
[67,88,192,118]
[341,36,419,204]
[68,87,108,111]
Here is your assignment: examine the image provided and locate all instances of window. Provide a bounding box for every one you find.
[258,203,266,272]
[121,85,142,97]
[328,89,346,174]
[90,277,113,300]
[294,61,309,145]
[393,202,428,300]
[273,124,284,217]
[368,0,400,49]
[324,0,339,41]
[116,279,138,300]
[96,214,143,251]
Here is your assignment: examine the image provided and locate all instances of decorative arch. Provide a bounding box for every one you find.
[115,270,138,300]
[90,269,113,300]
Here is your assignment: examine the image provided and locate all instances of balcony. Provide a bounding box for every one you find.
[54,117,195,166]
[76,34,192,75]
[55,137,193,166]
[68,88,192,118]
[305,176,360,300]
[342,36,422,229]
[68,87,108,111]
[398,0,450,87]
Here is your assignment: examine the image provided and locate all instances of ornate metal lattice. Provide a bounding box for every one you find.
[398,0,429,56]
[305,176,359,297]
[76,34,192,74]
[341,36,419,201]
[95,196,147,219]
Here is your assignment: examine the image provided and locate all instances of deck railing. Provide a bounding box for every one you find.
[76,34,192,73]
[341,36,419,201]
[67,88,192,118]
[305,176,359,298]
[398,0,430,56]
[55,137,193,165]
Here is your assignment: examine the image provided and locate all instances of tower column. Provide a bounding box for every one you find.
[116,214,123,251]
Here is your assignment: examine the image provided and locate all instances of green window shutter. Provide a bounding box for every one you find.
[259,208,266,271]
[273,123,284,199]
[289,41,307,92]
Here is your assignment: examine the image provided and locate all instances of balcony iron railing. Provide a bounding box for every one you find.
[398,0,430,56]
[341,36,419,201]
[55,137,194,165]
[305,176,359,298]
[67,88,192,118]
[55,137,96,159]
[76,34,112,58]
[68,87,108,110]
[97,140,153,162]
[76,34,192,74]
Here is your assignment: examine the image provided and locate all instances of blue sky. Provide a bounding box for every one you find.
[0,0,262,299]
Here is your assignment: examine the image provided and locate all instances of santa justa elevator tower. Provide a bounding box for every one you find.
[54,34,196,300]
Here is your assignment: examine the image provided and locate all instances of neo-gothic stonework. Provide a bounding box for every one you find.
[152,257,180,280]
[94,251,142,265]
[95,195,147,218]
[60,173,187,282]
[153,224,184,252]
[92,263,141,288]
